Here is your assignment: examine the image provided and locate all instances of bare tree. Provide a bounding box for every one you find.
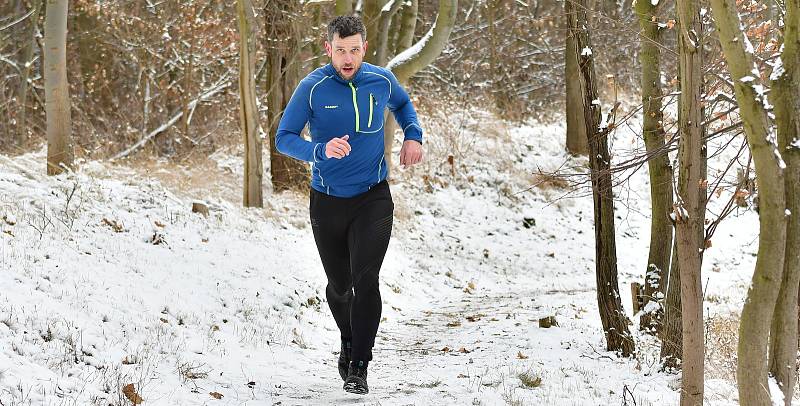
[44,0,74,175]
[767,0,800,403]
[17,0,41,147]
[673,0,707,402]
[568,0,634,357]
[633,0,673,335]
[565,0,589,156]
[265,0,308,191]
[709,0,789,404]
[384,0,458,165]
[238,0,263,207]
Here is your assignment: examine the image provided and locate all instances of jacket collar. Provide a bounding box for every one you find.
[324,62,367,85]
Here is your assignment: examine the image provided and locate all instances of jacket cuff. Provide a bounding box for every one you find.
[313,143,328,162]
[402,123,423,144]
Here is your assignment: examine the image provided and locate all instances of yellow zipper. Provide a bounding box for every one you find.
[349,82,360,132]
[368,94,374,128]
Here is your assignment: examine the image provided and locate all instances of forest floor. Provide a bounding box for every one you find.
[0,106,779,405]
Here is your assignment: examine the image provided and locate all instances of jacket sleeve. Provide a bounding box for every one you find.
[386,71,424,144]
[275,78,329,163]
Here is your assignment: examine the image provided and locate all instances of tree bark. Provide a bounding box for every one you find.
[362,0,388,65]
[396,0,417,52]
[336,0,353,15]
[565,0,590,156]
[381,0,420,165]
[385,0,457,167]
[238,0,263,207]
[387,0,458,84]
[767,0,800,404]
[265,1,308,191]
[375,0,403,66]
[182,3,197,140]
[571,0,634,357]
[660,239,682,368]
[17,0,42,147]
[709,0,789,405]
[44,0,74,175]
[634,0,672,334]
[674,0,706,403]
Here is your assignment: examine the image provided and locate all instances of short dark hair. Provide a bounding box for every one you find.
[327,15,366,43]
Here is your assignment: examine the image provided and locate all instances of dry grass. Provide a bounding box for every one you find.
[705,314,739,381]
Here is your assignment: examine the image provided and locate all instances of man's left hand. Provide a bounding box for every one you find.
[399,140,423,168]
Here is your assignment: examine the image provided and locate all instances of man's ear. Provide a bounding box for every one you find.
[363,40,368,55]
[324,41,332,57]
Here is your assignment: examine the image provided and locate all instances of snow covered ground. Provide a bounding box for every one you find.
[0,108,777,405]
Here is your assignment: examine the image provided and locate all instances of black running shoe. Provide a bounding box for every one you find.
[343,361,369,394]
[338,340,352,381]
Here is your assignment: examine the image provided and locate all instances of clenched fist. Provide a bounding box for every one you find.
[400,140,423,168]
[326,135,351,159]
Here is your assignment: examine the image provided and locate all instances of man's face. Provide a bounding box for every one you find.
[325,33,367,81]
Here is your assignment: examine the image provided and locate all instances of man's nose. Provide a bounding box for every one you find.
[344,54,353,64]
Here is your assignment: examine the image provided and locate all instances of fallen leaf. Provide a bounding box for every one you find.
[517,351,529,359]
[102,218,124,233]
[441,346,451,352]
[447,320,461,327]
[122,383,143,405]
[458,347,471,353]
[209,391,223,399]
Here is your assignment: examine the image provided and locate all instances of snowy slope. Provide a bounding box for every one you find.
[0,109,773,405]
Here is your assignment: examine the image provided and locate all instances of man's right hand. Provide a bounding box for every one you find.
[325,135,351,159]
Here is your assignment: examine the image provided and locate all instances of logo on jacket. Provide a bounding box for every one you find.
[324,105,339,109]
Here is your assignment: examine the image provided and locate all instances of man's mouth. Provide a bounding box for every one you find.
[342,66,354,75]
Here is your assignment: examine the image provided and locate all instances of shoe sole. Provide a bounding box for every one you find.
[343,382,368,395]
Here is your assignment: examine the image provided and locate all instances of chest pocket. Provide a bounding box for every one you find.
[359,92,384,134]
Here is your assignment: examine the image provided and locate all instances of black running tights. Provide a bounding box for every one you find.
[309,181,393,362]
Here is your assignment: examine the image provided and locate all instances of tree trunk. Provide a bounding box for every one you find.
[375,0,403,66]
[396,0,417,52]
[709,0,789,405]
[674,0,706,403]
[182,3,197,140]
[44,0,73,175]
[571,0,634,357]
[382,0,420,164]
[385,0,457,168]
[362,0,388,65]
[565,0,589,156]
[265,1,308,191]
[634,0,672,334]
[660,239,682,368]
[17,0,42,147]
[238,0,263,207]
[336,0,353,15]
[387,0,458,83]
[767,0,800,403]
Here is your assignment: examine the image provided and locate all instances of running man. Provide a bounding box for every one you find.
[275,15,424,394]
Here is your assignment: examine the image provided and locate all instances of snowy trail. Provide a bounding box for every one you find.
[0,116,764,405]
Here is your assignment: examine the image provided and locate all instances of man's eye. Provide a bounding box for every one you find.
[336,49,345,53]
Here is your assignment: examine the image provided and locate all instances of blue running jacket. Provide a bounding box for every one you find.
[276,62,423,198]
